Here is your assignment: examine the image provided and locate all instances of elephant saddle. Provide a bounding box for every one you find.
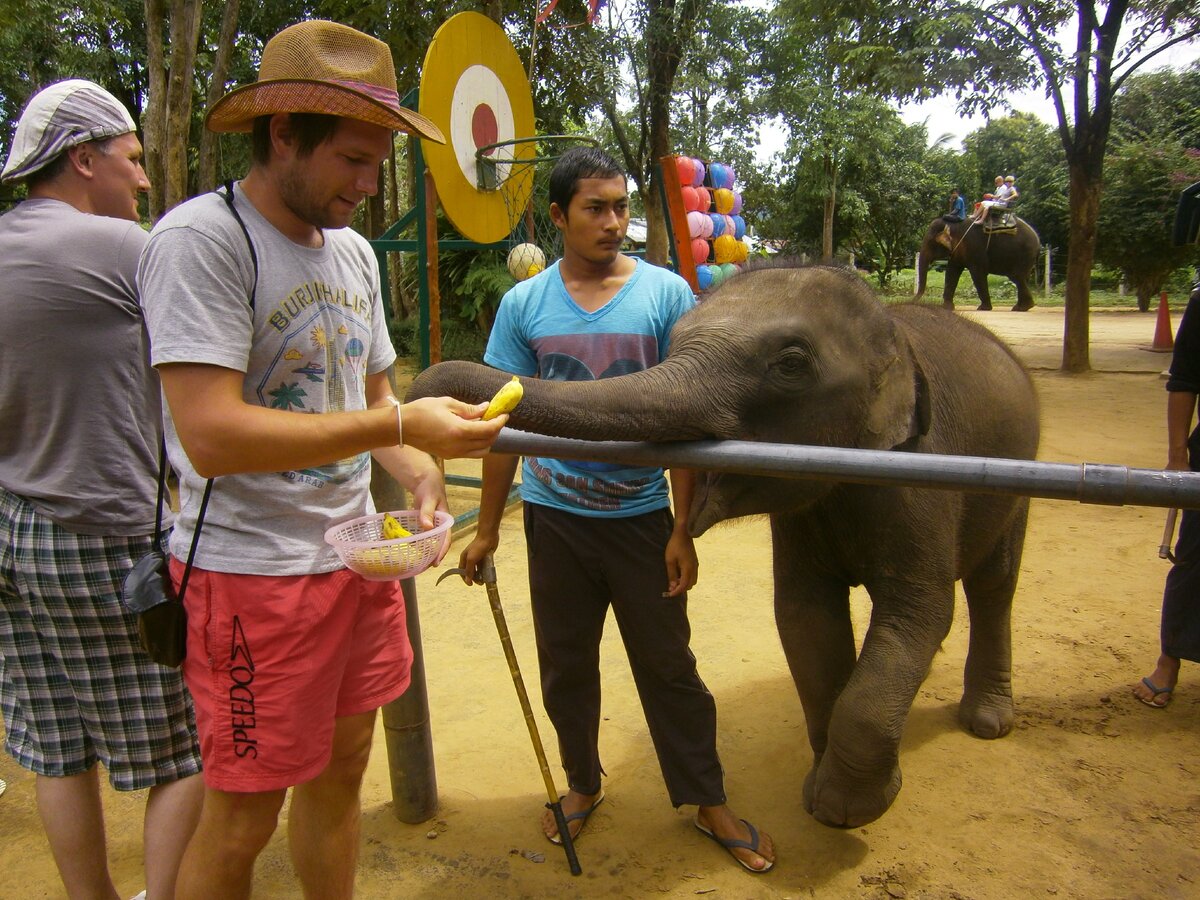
[983,211,1019,234]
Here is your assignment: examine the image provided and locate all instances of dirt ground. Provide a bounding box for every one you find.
[4,305,1200,899]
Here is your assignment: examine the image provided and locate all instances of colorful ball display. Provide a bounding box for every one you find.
[713,233,738,265]
[507,243,546,281]
[673,156,753,292]
[675,156,694,187]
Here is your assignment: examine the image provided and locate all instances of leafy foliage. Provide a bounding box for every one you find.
[1096,141,1200,308]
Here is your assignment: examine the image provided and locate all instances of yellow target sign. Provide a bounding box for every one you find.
[420,12,536,244]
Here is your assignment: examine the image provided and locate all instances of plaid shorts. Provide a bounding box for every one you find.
[0,486,202,790]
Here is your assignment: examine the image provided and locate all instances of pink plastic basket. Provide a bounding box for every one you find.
[324,510,453,581]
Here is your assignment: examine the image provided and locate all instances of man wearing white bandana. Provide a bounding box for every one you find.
[0,79,203,899]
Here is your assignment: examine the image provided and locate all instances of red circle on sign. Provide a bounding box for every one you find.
[472,104,499,155]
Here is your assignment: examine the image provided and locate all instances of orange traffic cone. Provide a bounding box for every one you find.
[1150,291,1175,352]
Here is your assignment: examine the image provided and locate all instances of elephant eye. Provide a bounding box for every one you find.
[770,345,816,380]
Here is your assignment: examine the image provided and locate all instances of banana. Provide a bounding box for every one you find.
[356,545,417,576]
[381,513,412,540]
[483,376,523,421]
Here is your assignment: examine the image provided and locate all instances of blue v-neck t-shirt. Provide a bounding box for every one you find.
[484,257,696,517]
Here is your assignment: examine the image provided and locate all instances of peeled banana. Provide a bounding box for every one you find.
[483,376,523,421]
[381,513,412,540]
[355,545,417,576]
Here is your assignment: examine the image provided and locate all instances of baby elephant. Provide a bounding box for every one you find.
[410,264,1040,827]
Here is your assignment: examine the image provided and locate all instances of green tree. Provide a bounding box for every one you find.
[1111,61,1200,148]
[1095,141,1200,308]
[841,118,945,287]
[775,0,1200,372]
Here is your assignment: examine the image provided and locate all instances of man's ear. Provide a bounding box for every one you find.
[549,201,567,229]
[65,143,96,180]
[268,113,297,158]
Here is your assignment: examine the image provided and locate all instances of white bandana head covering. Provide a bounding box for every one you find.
[1,79,136,184]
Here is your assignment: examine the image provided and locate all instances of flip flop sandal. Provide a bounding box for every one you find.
[1138,676,1173,708]
[694,818,775,873]
[547,792,605,846]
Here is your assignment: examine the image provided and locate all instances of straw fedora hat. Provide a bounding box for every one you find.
[206,20,444,143]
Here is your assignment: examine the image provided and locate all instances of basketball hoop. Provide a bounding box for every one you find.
[475,134,599,266]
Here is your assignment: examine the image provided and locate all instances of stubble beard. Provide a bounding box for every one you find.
[278,166,348,231]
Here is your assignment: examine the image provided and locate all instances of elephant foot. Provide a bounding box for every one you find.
[1012,303,1034,312]
[802,752,902,828]
[958,690,1014,739]
[976,303,993,311]
[942,301,955,311]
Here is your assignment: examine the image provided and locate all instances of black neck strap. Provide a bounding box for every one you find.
[160,182,261,602]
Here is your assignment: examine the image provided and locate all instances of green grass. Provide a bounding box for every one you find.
[879,267,1188,309]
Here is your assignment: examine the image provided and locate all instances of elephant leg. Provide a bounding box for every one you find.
[1012,274,1035,311]
[959,501,1029,738]
[968,267,992,311]
[942,266,963,310]
[809,578,955,828]
[773,576,855,810]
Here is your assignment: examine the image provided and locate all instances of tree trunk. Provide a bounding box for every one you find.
[163,0,204,212]
[386,138,412,320]
[143,0,167,220]
[821,152,836,262]
[1062,163,1101,373]
[196,0,241,194]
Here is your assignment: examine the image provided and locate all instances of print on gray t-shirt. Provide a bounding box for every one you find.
[139,185,397,576]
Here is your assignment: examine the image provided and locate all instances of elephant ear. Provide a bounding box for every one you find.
[863,326,931,450]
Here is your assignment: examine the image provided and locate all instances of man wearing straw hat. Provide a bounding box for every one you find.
[138,20,506,897]
[0,79,203,899]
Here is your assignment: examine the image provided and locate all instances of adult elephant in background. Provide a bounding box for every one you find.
[410,265,1040,829]
[916,215,1041,311]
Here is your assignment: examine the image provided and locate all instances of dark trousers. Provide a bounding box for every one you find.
[523,502,725,807]
[1163,443,1200,662]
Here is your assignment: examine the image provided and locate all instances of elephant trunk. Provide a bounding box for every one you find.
[407,356,725,443]
[915,250,929,300]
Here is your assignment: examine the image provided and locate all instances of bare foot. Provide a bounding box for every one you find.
[541,789,604,844]
[1133,653,1180,708]
[695,803,775,872]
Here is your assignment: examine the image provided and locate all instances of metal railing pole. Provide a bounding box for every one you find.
[491,432,1200,510]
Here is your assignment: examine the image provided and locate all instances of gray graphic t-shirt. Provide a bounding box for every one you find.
[138,185,396,575]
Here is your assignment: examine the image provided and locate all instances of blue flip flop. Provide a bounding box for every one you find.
[1138,676,1173,708]
[547,792,605,845]
[694,818,775,873]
